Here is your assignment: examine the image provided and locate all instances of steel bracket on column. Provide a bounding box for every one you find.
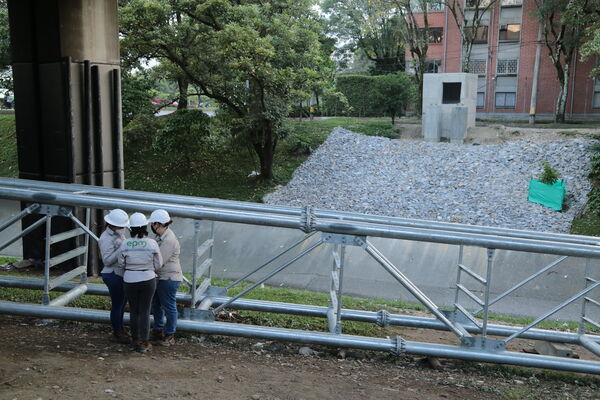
[442,309,476,326]
[461,336,506,352]
[322,233,367,247]
[181,308,215,322]
[33,204,74,217]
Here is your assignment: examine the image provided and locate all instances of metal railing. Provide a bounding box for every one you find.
[0,178,599,375]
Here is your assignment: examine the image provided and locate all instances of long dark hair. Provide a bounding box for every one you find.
[130,226,148,239]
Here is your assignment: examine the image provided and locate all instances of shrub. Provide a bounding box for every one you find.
[335,75,379,117]
[321,88,353,116]
[151,110,218,165]
[539,161,560,185]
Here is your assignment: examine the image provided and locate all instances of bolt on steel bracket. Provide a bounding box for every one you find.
[322,233,367,247]
[461,336,506,352]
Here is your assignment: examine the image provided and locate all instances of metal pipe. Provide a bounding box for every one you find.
[1,276,599,345]
[111,68,123,189]
[1,300,600,375]
[579,335,600,357]
[83,60,93,186]
[0,203,39,233]
[481,249,494,337]
[364,240,468,339]
[226,232,317,289]
[48,284,88,307]
[0,187,302,230]
[43,216,52,305]
[68,212,99,242]
[315,220,600,259]
[91,65,103,187]
[3,186,600,258]
[504,281,600,344]
[474,255,568,315]
[2,178,599,246]
[212,240,323,314]
[0,214,48,252]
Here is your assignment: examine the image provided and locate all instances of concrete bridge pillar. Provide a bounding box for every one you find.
[7,0,122,272]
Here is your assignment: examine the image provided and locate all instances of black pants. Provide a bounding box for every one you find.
[124,278,157,342]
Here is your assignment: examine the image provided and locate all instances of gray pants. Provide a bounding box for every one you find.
[124,278,157,342]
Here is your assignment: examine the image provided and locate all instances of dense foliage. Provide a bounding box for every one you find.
[120,0,331,180]
[333,73,415,120]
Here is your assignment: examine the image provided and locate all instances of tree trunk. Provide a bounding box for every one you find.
[177,76,189,110]
[252,119,276,180]
[554,64,569,123]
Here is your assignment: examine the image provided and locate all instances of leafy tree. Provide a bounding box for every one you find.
[120,0,328,180]
[120,0,194,110]
[444,0,498,73]
[121,70,157,126]
[580,11,600,77]
[322,0,406,75]
[533,0,600,123]
[389,0,439,115]
[372,72,415,123]
[0,0,12,94]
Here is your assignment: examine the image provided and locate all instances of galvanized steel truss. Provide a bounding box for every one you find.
[0,178,599,374]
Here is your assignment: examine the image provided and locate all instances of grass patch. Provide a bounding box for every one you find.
[570,212,600,236]
[0,114,17,177]
[123,116,400,202]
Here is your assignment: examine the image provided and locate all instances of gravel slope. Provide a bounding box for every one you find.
[264,127,594,233]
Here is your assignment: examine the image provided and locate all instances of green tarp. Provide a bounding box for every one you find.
[528,179,566,211]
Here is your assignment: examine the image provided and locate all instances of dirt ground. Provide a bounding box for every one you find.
[1,314,600,400]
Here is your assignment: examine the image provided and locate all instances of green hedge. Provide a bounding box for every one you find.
[335,75,380,117]
[333,74,415,118]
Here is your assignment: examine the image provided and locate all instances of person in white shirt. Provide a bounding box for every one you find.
[118,213,162,353]
[99,209,130,344]
[149,209,183,347]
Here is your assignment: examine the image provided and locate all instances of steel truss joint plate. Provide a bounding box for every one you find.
[322,233,367,247]
[34,204,74,217]
[181,308,215,322]
[205,286,228,297]
[461,336,506,352]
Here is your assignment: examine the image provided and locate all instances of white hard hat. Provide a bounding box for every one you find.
[129,212,148,228]
[149,209,171,224]
[104,209,129,228]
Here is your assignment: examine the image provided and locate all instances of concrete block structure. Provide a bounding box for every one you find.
[407,0,600,119]
[422,73,477,142]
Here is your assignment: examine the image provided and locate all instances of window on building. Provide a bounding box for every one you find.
[477,92,486,108]
[500,0,522,6]
[465,0,492,9]
[499,24,521,41]
[477,76,486,109]
[464,26,488,44]
[428,0,444,11]
[593,78,600,109]
[425,59,442,73]
[495,92,516,108]
[495,76,517,109]
[496,59,519,75]
[442,82,462,104]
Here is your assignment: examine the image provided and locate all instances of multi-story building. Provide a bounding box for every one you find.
[409,0,600,119]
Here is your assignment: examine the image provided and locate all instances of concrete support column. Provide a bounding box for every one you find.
[7,0,122,273]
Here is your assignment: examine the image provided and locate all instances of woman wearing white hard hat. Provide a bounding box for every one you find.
[99,209,130,344]
[149,209,183,347]
[118,212,162,353]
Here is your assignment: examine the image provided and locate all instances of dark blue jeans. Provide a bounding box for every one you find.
[101,272,127,332]
[152,279,180,335]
